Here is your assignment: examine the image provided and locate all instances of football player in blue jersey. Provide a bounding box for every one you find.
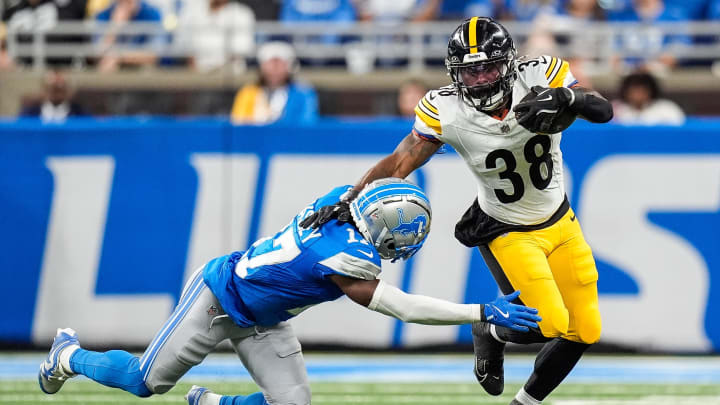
[38,178,541,405]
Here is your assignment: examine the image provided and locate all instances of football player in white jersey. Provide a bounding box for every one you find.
[302,17,613,405]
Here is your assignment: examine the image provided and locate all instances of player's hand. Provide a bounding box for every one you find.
[299,201,352,229]
[483,291,541,332]
[513,85,574,134]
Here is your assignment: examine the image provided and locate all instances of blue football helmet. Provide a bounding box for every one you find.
[350,178,432,262]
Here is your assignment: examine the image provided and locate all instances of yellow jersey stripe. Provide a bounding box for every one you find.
[469,16,478,54]
[545,57,557,79]
[417,102,439,120]
[421,97,438,115]
[414,106,442,134]
[549,60,570,88]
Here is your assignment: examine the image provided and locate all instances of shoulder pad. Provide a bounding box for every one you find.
[517,55,574,88]
[414,90,442,135]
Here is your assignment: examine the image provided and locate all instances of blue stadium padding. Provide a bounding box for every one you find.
[2,118,720,351]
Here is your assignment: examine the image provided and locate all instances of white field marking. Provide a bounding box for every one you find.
[554,397,720,405]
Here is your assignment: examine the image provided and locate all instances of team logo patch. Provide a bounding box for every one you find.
[207,305,219,316]
[390,208,427,237]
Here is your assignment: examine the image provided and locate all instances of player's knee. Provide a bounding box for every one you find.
[268,383,311,405]
[143,377,173,396]
[141,368,174,396]
[538,306,569,338]
[118,369,153,397]
[576,307,602,344]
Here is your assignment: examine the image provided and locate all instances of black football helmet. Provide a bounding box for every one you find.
[446,17,517,112]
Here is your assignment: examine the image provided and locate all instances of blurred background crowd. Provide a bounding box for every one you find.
[2,0,718,124]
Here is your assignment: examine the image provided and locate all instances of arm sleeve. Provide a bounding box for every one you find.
[567,87,614,123]
[368,280,483,325]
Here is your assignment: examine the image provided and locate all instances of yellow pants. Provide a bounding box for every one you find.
[482,208,601,344]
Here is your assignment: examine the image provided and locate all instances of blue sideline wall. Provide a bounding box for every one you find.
[2,118,719,353]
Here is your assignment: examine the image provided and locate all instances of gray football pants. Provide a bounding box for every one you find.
[137,267,311,404]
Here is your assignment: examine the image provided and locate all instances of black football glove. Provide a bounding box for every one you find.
[299,189,358,229]
[513,85,576,134]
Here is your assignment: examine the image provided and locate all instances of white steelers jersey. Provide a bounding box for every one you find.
[413,55,578,226]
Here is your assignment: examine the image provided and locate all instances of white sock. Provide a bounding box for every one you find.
[489,324,507,344]
[59,345,80,375]
[199,392,222,405]
[515,387,541,405]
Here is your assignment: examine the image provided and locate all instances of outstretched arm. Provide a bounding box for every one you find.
[300,133,441,229]
[329,275,541,330]
[350,132,442,196]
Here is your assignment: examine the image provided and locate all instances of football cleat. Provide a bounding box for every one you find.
[186,385,210,405]
[38,328,80,394]
[472,321,506,396]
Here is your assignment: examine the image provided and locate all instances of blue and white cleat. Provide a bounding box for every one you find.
[186,385,210,405]
[38,328,80,394]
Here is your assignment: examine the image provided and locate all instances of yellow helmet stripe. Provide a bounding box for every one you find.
[468,17,479,54]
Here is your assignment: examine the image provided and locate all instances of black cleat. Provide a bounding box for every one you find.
[472,321,506,396]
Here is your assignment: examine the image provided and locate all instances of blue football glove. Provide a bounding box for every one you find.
[483,291,542,332]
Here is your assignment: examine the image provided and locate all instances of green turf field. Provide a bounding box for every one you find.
[3,381,720,405]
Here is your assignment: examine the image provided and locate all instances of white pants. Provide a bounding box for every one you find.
[138,268,311,404]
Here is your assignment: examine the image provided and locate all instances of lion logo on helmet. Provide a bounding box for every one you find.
[390,208,428,237]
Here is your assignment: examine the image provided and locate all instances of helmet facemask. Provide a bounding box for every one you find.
[447,52,517,112]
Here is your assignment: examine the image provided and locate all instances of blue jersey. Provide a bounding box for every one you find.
[203,185,382,328]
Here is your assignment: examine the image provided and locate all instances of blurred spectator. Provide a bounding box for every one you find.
[460,0,504,19]
[524,0,606,86]
[1,0,87,67]
[469,0,559,21]
[281,0,355,23]
[20,71,87,123]
[239,0,280,20]
[710,0,720,18]
[0,22,14,71]
[355,0,441,22]
[95,0,163,72]
[396,79,427,118]
[612,71,685,125]
[279,0,356,48]
[175,0,255,72]
[608,0,691,72]
[87,0,113,16]
[664,0,708,20]
[231,41,318,125]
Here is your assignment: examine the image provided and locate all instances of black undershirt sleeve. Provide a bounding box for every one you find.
[567,86,614,123]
